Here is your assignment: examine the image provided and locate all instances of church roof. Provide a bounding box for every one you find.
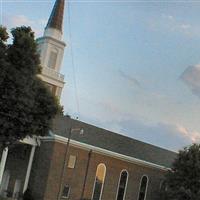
[52,115,177,168]
[46,0,65,32]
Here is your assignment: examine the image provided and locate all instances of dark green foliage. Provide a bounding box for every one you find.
[23,188,34,200]
[0,26,60,146]
[161,144,200,200]
[0,26,8,42]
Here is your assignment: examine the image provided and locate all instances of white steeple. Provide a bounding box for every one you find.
[37,0,66,99]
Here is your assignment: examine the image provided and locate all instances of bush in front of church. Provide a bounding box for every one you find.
[23,188,34,200]
[160,143,200,200]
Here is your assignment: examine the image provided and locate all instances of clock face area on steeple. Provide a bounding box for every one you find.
[48,49,58,69]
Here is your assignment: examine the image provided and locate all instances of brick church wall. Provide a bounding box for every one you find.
[32,140,166,200]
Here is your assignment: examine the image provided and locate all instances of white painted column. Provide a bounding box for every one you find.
[0,147,8,185]
[23,145,36,193]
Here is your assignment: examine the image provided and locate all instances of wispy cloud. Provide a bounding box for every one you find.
[80,106,198,151]
[180,64,200,98]
[8,15,35,27]
[149,14,200,38]
[62,81,200,151]
[118,69,141,88]
[106,119,200,151]
[67,96,199,151]
[3,14,47,37]
[176,124,200,143]
[38,19,48,26]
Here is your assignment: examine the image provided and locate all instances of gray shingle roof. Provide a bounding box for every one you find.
[52,115,177,168]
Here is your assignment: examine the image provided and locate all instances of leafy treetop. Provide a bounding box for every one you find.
[160,143,200,200]
[0,26,60,147]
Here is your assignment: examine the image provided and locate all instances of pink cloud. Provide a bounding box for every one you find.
[176,124,200,143]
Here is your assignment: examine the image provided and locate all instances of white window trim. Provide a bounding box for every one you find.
[137,175,149,200]
[115,169,129,200]
[67,155,76,169]
[48,48,58,69]
[61,185,70,199]
[91,163,106,200]
[159,180,164,190]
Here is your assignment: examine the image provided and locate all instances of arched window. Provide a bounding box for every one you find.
[92,163,106,200]
[116,170,128,200]
[159,180,168,199]
[160,180,167,192]
[138,175,148,200]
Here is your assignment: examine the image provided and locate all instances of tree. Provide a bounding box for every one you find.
[0,26,60,146]
[23,188,34,200]
[161,144,200,200]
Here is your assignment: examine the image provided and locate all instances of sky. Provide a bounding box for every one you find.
[2,0,200,151]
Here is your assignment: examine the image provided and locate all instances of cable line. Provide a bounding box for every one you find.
[67,2,80,119]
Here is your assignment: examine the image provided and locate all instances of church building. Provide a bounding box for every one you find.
[0,0,177,200]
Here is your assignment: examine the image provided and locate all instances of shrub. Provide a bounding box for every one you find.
[23,188,34,200]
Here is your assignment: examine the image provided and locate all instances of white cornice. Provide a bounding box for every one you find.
[20,136,41,146]
[41,135,170,172]
[36,36,66,47]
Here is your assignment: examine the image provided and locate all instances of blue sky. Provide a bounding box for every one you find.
[3,0,200,151]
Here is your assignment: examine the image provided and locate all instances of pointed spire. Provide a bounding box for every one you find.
[46,0,65,32]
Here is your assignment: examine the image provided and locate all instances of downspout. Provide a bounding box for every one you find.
[80,150,92,200]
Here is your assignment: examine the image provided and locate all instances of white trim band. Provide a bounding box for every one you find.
[41,135,170,171]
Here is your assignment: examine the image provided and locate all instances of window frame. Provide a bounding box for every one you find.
[137,175,149,200]
[115,169,129,200]
[91,163,107,200]
[160,180,167,192]
[67,155,76,169]
[47,48,58,69]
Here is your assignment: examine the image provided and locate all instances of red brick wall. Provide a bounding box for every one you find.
[0,139,167,200]
[38,141,165,200]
